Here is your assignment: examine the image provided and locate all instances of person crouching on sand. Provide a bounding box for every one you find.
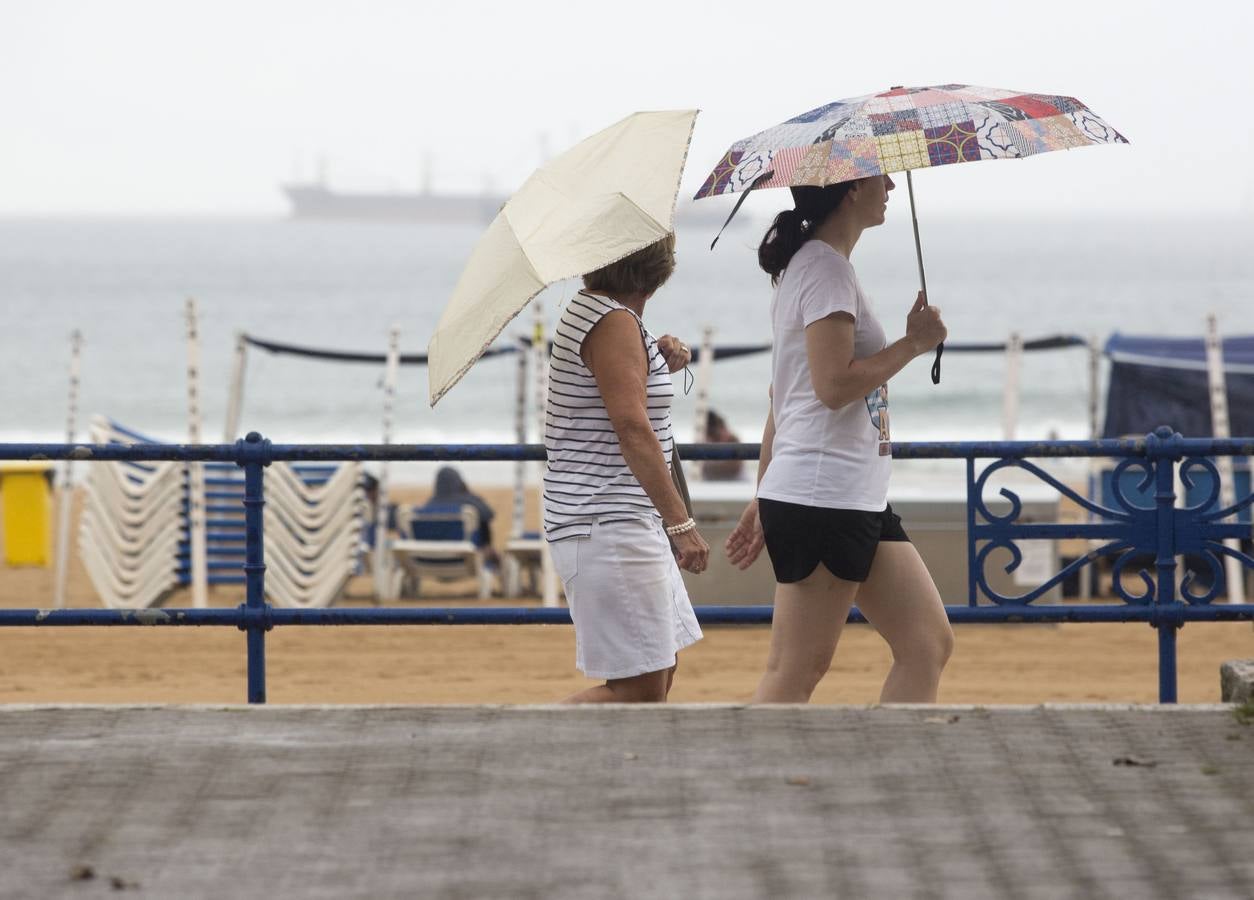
[725,178,954,704]
[543,234,709,703]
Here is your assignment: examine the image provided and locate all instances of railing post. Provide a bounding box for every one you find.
[1156,614,1179,704]
[1149,426,1181,703]
[237,432,272,704]
[966,457,978,606]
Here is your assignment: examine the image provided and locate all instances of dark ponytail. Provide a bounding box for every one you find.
[757,182,857,284]
[757,209,807,285]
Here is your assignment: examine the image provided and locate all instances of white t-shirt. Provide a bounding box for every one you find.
[757,240,892,511]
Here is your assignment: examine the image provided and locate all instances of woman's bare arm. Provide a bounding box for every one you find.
[806,292,945,410]
[725,392,773,570]
[583,310,709,572]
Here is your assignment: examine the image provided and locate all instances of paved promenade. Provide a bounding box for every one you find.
[1,705,1251,899]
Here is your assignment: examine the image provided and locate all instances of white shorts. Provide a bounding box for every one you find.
[548,517,703,680]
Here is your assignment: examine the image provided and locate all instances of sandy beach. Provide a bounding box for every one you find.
[1,484,1249,705]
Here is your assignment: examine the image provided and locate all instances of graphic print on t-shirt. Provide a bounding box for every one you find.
[864,383,890,456]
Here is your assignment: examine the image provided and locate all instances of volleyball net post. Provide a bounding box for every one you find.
[185,299,209,609]
[373,326,402,602]
[223,331,248,442]
[691,326,715,482]
[52,330,83,609]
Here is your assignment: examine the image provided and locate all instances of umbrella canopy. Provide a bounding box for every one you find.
[693,85,1126,383]
[694,84,1126,199]
[427,109,699,406]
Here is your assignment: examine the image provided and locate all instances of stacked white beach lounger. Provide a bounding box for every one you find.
[250,461,367,607]
[78,421,183,609]
[78,417,367,608]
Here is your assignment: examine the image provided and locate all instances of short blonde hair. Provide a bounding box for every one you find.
[582,233,676,296]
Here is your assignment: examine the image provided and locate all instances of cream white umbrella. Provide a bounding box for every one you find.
[428,109,699,406]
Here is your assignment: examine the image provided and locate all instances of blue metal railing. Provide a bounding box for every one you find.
[4,427,1253,704]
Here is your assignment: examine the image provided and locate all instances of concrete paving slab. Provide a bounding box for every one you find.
[1221,659,1254,703]
[0,705,1251,899]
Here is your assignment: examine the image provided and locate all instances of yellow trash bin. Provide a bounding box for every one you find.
[0,461,55,566]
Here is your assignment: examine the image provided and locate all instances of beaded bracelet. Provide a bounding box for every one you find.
[665,517,696,537]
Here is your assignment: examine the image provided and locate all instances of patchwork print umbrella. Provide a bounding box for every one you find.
[695,85,1127,382]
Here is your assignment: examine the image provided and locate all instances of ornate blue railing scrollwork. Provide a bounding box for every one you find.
[1170,455,1254,605]
[969,456,1153,606]
[967,433,1254,612]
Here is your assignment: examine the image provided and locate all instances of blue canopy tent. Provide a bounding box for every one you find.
[1102,333,1254,439]
[1091,333,1254,599]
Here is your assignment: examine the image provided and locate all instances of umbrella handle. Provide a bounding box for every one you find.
[905,169,942,385]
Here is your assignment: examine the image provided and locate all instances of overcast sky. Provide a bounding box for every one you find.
[2,0,1251,217]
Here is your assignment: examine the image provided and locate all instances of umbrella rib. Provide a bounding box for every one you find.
[429,281,548,407]
[540,192,672,285]
[498,207,551,286]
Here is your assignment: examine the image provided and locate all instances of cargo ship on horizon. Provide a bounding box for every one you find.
[280,181,745,229]
[281,182,506,224]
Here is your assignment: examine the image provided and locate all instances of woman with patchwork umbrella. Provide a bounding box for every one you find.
[724,177,953,703]
[707,85,1124,703]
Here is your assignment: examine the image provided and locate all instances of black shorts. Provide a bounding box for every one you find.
[757,498,910,584]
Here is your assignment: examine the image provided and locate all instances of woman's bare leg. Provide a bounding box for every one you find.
[753,565,860,703]
[562,668,672,704]
[855,541,954,703]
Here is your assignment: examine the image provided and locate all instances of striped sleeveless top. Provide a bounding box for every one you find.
[543,291,676,541]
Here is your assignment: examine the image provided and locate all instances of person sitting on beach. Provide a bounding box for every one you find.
[700,409,744,481]
[725,178,954,704]
[544,233,709,703]
[427,466,500,570]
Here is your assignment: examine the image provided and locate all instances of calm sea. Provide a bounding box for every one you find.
[3,214,1252,482]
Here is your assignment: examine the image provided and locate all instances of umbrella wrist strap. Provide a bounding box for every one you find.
[708,171,773,251]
